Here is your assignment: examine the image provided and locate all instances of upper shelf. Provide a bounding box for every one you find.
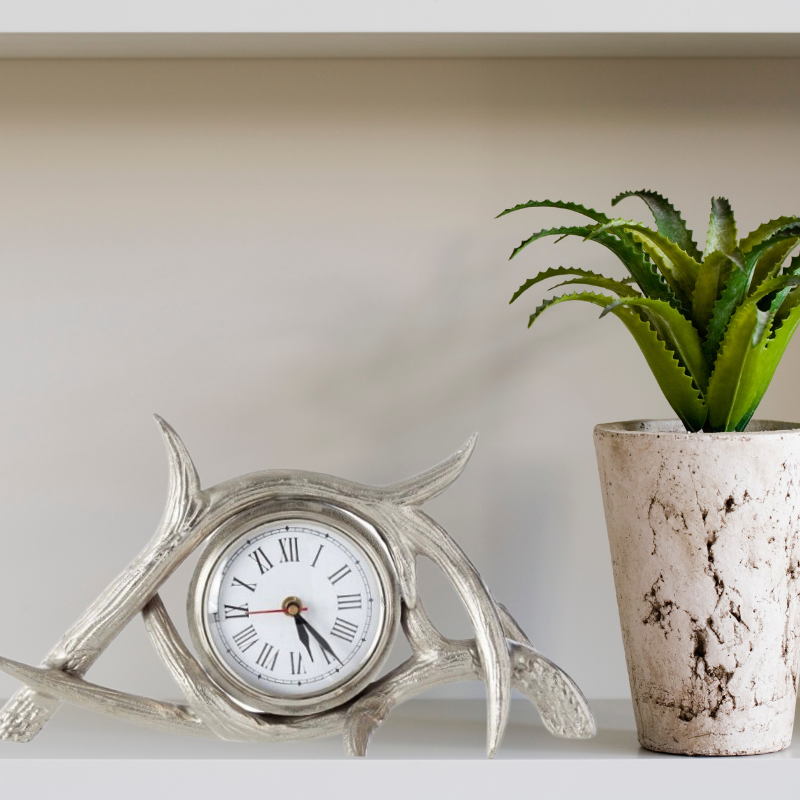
[1,1,800,58]
[1,33,800,59]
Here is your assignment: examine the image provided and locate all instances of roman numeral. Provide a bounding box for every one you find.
[279,537,300,563]
[232,577,256,592]
[232,625,258,652]
[328,564,352,585]
[249,546,273,575]
[311,544,324,568]
[223,603,249,619]
[255,642,280,671]
[337,593,362,610]
[330,617,359,643]
[290,651,306,675]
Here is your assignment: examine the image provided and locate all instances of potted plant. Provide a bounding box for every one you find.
[500,191,800,756]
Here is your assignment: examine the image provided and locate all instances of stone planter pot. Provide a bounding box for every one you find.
[594,419,800,756]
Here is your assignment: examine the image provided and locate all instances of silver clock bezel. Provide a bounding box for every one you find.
[187,498,400,717]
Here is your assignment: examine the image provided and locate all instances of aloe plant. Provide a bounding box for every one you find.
[500,192,800,432]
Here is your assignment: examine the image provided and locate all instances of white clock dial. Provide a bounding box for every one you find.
[200,518,387,706]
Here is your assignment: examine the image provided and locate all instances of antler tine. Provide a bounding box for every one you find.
[381,435,477,507]
[142,594,253,740]
[0,654,211,738]
[344,646,480,756]
[0,418,205,743]
[402,600,450,653]
[395,508,511,758]
[142,595,347,743]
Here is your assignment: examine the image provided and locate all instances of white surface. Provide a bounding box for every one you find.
[0,1,799,34]
[0,57,800,708]
[1,1,800,58]
[0,700,798,798]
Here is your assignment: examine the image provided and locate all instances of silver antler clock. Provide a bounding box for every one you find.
[0,417,595,756]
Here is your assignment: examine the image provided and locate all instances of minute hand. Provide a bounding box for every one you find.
[296,614,342,665]
[293,615,315,662]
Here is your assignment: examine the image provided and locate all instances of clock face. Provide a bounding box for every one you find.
[190,513,396,714]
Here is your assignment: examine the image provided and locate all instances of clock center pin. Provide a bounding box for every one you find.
[282,596,303,616]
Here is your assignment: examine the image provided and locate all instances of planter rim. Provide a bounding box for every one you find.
[594,418,800,438]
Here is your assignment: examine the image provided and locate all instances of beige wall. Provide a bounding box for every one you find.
[0,57,798,702]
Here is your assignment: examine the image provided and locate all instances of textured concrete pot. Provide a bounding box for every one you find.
[594,420,800,756]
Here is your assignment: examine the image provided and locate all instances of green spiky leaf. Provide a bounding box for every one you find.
[509,225,593,261]
[705,303,769,431]
[626,229,693,309]
[705,197,737,258]
[739,216,800,253]
[508,224,680,309]
[510,267,637,305]
[549,276,643,296]
[703,227,800,362]
[586,219,700,298]
[747,272,800,309]
[501,193,800,433]
[774,255,800,323]
[735,304,800,430]
[496,199,610,223]
[749,238,799,292]
[692,251,733,336]
[601,297,710,394]
[527,291,707,431]
[612,190,702,262]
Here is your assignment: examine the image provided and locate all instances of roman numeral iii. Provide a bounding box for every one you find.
[330,617,359,643]
[278,537,300,563]
[337,593,362,610]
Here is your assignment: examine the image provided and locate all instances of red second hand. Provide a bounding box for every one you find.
[249,607,308,615]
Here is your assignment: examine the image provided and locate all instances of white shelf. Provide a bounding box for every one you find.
[0,1,799,57]
[1,699,798,798]
[1,1,800,33]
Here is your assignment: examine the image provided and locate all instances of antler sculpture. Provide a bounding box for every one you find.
[0,418,595,756]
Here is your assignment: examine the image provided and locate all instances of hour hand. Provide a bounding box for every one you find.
[294,615,314,662]
[297,614,342,665]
